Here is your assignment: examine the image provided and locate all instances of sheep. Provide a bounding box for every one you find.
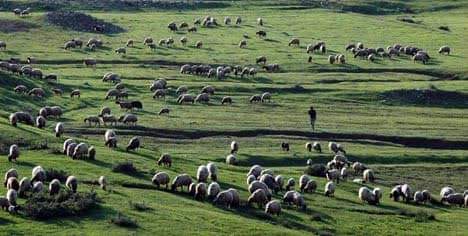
[201,85,215,95]
[6,189,17,206]
[158,153,172,167]
[177,94,195,104]
[9,112,34,127]
[116,101,133,111]
[195,93,210,103]
[247,165,262,178]
[14,85,28,94]
[281,142,289,151]
[196,165,209,183]
[206,162,218,181]
[260,169,274,176]
[67,143,78,157]
[260,174,280,193]
[247,175,256,185]
[62,139,74,154]
[192,182,207,201]
[102,72,121,83]
[299,175,310,192]
[143,37,153,45]
[235,16,242,25]
[52,88,63,96]
[65,40,76,50]
[99,107,111,117]
[282,190,296,206]
[248,180,271,198]
[255,30,266,38]
[49,179,61,195]
[101,115,117,126]
[171,174,192,192]
[98,176,107,190]
[83,58,97,67]
[337,54,346,64]
[207,182,221,200]
[84,115,101,127]
[126,136,140,152]
[288,38,300,47]
[340,167,349,181]
[442,193,464,207]
[413,191,427,204]
[195,41,203,48]
[176,86,188,95]
[329,142,339,153]
[226,154,237,165]
[6,177,20,191]
[36,115,46,129]
[359,187,378,205]
[126,39,134,47]
[32,182,43,193]
[363,169,375,183]
[257,17,264,26]
[352,162,367,174]
[88,146,96,160]
[0,197,9,211]
[220,96,233,105]
[389,185,402,201]
[250,95,262,103]
[261,92,271,103]
[438,46,450,55]
[293,192,307,210]
[152,172,170,189]
[285,178,295,191]
[105,89,121,100]
[8,144,20,162]
[72,142,89,159]
[188,27,197,33]
[213,190,233,208]
[401,184,412,203]
[440,186,455,200]
[119,114,138,126]
[275,175,284,191]
[248,189,269,208]
[66,176,78,193]
[18,177,32,197]
[412,53,427,64]
[465,195,468,208]
[28,88,46,98]
[104,130,117,148]
[229,141,239,154]
[239,40,247,48]
[70,89,81,98]
[328,55,336,64]
[49,106,63,118]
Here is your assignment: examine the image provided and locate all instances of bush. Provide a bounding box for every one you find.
[112,161,137,174]
[304,164,327,177]
[110,213,138,228]
[46,168,69,182]
[439,26,450,31]
[21,191,99,220]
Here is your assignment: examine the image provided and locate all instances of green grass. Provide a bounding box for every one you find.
[0,0,467,235]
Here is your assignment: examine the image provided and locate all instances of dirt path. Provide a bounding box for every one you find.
[67,127,468,150]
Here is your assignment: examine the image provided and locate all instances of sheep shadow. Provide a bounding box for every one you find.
[238,153,309,167]
[263,38,280,43]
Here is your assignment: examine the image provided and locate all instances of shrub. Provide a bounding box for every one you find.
[304,164,327,177]
[21,191,99,220]
[112,161,137,174]
[129,201,151,211]
[110,213,138,228]
[438,26,450,31]
[46,168,69,182]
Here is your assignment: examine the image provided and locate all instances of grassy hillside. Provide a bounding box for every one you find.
[0,0,467,235]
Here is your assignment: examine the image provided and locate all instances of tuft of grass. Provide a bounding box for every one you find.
[129,201,151,211]
[112,161,137,174]
[110,213,138,228]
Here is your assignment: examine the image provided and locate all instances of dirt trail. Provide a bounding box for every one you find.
[67,127,468,150]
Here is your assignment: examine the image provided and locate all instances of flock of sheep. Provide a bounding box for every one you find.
[0,10,463,222]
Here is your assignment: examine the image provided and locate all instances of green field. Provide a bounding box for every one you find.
[0,0,467,235]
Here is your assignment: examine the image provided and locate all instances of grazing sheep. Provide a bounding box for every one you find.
[126,136,140,152]
[280,142,290,152]
[0,41,6,50]
[363,169,375,183]
[247,175,256,185]
[62,139,74,154]
[275,175,284,191]
[32,182,44,193]
[152,172,170,189]
[84,115,101,126]
[188,27,197,33]
[197,165,209,183]
[176,86,188,95]
[401,184,412,203]
[247,165,263,178]
[49,179,61,195]
[177,94,195,104]
[248,181,271,198]
[235,16,242,25]
[65,40,77,50]
[239,40,247,48]
[0,197,9,211]
[179,36,188,46]
[250,94,262,103]
[230,141,239,154]
[260,174,280,193]
[157,108,170,116]
[248,189,269,208]
[326,169,341,184]
[72,142,89,159]
[255,31,266,38]
[261,92,271,103]
[70,89,80,98]
[67,143,78,157]
[257,17,263,26]
[207,182,221,200]
[171,174,192,192]
[118,114,138,126]
[52,88,63,96]
[195,93,210,103]
[195,41,203,48]
[206,162,218,181]
[359,187,378,205]
[143,37,153,45]
[352,162,367,174]
[288,38,300,47]
[126,39,134,47]
[8,144,20,162]
[158,153,172,167]
[101,115,117,126]
[83,58,97,67]
[201,85,215,95]
[66,176,78,193]
[6,177,20,191]
[18,177,32,197]
[226,154,237,165]
[389,185,402,201]
[102,72,121,83]
[88,146,96,160]
[328,55,336,64]
[293,192,307,210]
[4,169,18,188]
[337,54,346,64]
[28,87,45,98]
[221,96,232,105]
[299,175,310,192]
[224,17,231,25]
[14,85,28,94]
[414,191,427,204]
[440,186,455,200]
[442,193,464,207]
[412,53,427,64]
[98,176,107,190]
[226,188,240,208]
[285,178,295,191]
[323,181,336,197]
[153,89,166,99]
[36,116,46,129]
[6,189,17,206]
[438,46,450,55]
[9,112,34,127]
[213,190,233,208]
[99,107,111,117]
[194,183,207,201]
[262,63,279,73]
[114,47,126,54]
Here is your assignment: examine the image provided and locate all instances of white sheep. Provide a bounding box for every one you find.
[18,177,32,197]
[6,189,17,206]
[213,190,233,208]
[55,122,64,137]
[442,193,464,207]
[72,142,89,159]
[363,169,375,183]
[8,144,20,162]
[358,187,378,205]
[285,178,295,191]
[401,184,412,203]
[230,141,239,154]
[63,139,74,154]
[248,189,269,208]
[152,172,170,189]
[4,169,18,187]
[49,179,61,195]
[197,165,209,183]
[66,176,78,193]
[247,165,262,178]
[226,154,237,165]
[324,181,336,197]
[194,182,207,201]
[207,182,221,200]
[265,200,281,216]
[248,181,272,200]
[206,162,218,181]
[275,175,284,191]
[440,186,454,199]
[31,166,46,182]
[171,174,192,192]
[98,176,107,190]
[227,188,240,208]
[247,175,256,185]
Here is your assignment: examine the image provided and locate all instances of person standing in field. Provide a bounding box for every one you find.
[308,106,316,131]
